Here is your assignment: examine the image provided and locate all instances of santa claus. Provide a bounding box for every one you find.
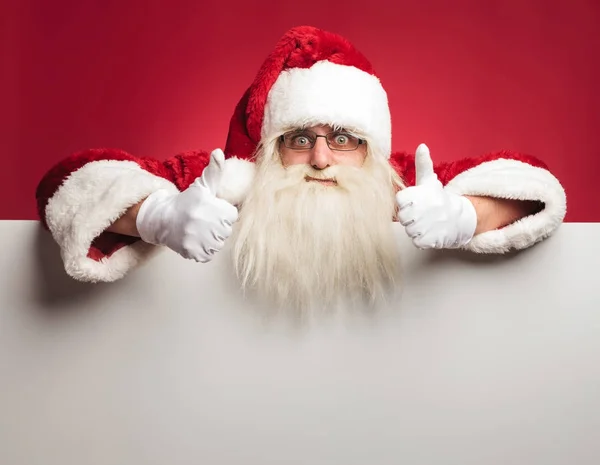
[36,26,566,311]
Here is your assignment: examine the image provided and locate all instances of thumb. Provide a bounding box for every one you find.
[415,143,438,185]
[194,149,225,194]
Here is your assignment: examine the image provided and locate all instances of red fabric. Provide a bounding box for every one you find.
[88,232,139,261]
[225,26,378,160]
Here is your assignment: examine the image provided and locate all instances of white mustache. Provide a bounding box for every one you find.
[286,164,347,181]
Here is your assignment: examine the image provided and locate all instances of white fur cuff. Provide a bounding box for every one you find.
[45,160,180,282]
[444,159,567,253]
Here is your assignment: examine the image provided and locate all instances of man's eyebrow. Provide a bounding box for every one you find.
[332,125,354,133]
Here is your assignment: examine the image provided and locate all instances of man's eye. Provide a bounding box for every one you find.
[293,136,310,145]
[335,135,349,145]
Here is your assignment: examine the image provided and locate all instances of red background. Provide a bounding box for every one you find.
[2,0,599,221]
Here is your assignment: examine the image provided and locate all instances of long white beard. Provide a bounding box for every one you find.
[230,146,403,313]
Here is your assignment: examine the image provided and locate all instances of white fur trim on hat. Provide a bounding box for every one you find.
[261,60,392,158]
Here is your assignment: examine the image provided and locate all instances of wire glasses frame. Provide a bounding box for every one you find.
[279,129,365,151]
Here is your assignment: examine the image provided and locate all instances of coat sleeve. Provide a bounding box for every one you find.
[389,150,567,253]
[35,148,254,283]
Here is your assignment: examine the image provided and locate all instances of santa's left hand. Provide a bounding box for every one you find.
[395,143,478,249]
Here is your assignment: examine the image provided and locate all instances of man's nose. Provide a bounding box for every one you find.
[310,137,333,170]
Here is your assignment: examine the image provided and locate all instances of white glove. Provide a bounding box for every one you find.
[395,143,477,249]
[136,149,239,262]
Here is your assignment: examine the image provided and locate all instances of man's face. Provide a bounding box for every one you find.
[229,124,401,314]
[279,125,368,175]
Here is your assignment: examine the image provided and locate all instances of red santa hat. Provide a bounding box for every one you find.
[218,25,392,204]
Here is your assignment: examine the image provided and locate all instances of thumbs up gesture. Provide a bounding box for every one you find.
[136,149,239,262]
[395,144,477,249]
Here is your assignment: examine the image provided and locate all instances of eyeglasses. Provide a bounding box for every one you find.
[279,129,365,151]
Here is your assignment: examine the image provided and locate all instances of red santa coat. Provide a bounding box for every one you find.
[35,147,566,283]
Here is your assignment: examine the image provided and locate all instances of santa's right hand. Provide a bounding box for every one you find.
[136,149,239,262]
